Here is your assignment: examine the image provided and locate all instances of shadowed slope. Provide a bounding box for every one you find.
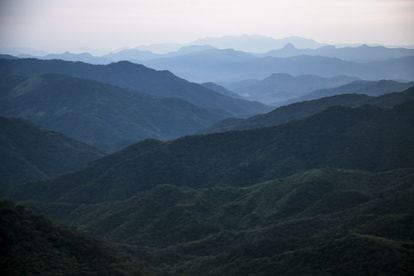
[0,116,103,186]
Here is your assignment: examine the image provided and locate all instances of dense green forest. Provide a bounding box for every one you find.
[8,100,414,203]
[0,200,146,275]
[10,168,414,275]
[1,95,413,274]
[0,116,102,186]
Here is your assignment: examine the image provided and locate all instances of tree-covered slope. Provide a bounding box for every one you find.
[0,200,146,275]
[0,58,269,118]
[9,100,414,203]
[0,74,225,151]
[19,168,414,275]
[202,86,414,134]
[0,116,103,186]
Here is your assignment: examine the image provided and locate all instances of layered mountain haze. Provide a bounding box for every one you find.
[297,79,414,102]
[190,35,327,52]
[143,50,414,82]
[1,10,414,272]
[0,58,269,118]
[264,43,414,62]
[22,35,323,60]
[42,52,110,65]
[221,73,359,105]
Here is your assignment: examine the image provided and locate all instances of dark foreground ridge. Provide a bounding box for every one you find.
[0,200,146,275]
[10,168,414,275]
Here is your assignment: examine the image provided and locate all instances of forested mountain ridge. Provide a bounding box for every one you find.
[0,74,227,151]
[0,116,103,186]
[202,85,414,134]
[7,100,414,203]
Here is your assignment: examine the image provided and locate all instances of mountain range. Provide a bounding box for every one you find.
[264,43,414,62]
[0,73,230,151]
[42,52,111,65]
[0,58,268,118]
[6,38,413,85]
[190,35,326,52]
[3,97,414,274]
[19,43,414,67]
[143,49,414,82]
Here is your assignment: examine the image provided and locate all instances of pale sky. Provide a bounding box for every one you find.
[0,0,413,53]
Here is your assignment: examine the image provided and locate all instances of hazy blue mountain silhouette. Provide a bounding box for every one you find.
[0,58,269,118]
[144,49,414,82]
[264,43,414,62]
[220,73,358,105]
[201,82,243,99]
[0,74,227,151]
[297,79,414,102]
[103,48,159,62]
[191,35,326,52]
[42,52,110,64]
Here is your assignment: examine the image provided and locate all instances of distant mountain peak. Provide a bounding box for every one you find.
[188,34,326,52]
[282,43,296,50]
[110,60,135,66]
[108,60,148,69]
